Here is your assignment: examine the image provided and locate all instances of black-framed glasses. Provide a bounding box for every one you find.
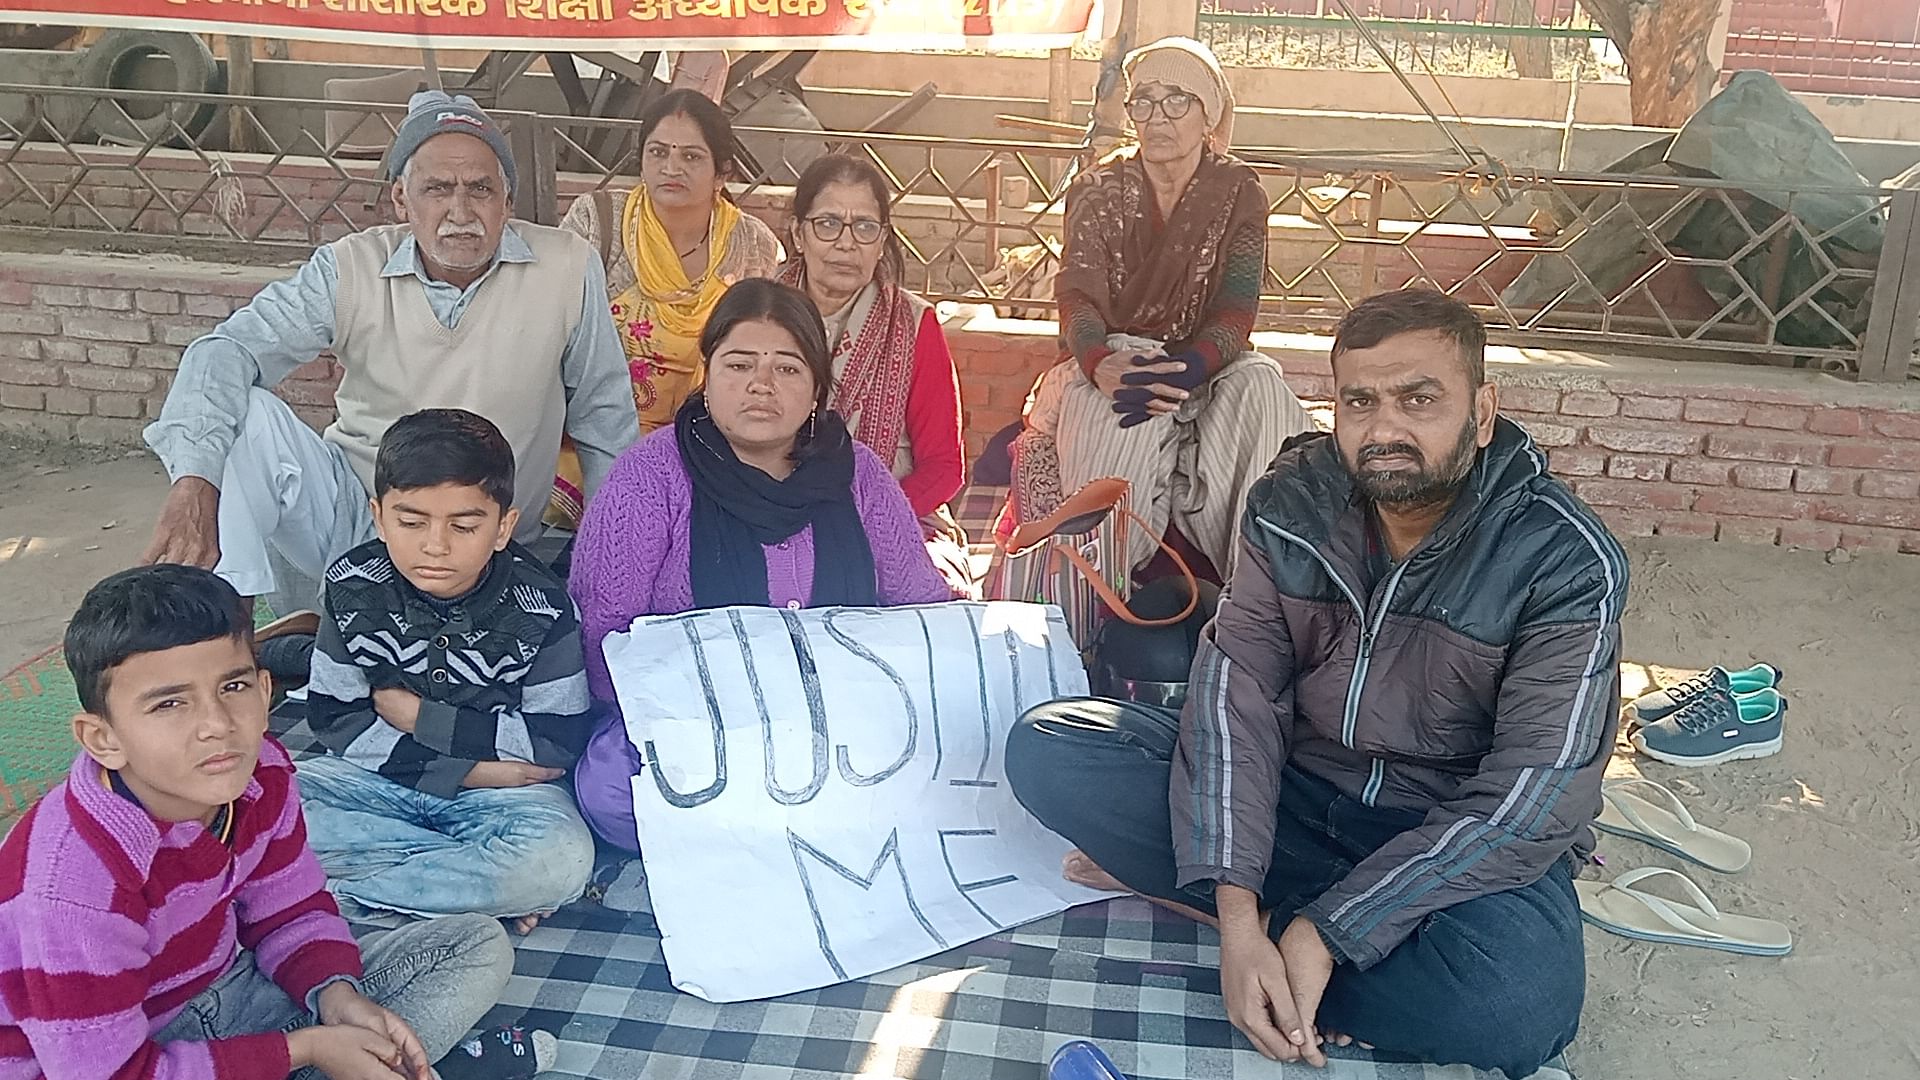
[803,214,887,244]
[1126,91,1198,123]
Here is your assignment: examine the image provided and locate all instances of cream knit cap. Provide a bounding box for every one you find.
[1123,36,1235,148]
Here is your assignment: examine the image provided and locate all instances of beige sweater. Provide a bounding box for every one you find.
[326,223,590,537]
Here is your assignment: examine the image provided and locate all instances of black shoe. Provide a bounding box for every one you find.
[256,633,315,688]
[434,1026,558,1080]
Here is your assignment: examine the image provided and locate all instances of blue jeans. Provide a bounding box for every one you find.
[297,755,596,920]
[1006,698,1584,1079]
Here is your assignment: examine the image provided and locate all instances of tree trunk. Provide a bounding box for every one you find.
[1496,0,1555,81]
[1584,0,1724,128]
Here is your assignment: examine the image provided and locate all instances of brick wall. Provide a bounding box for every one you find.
[6,250,1920,554]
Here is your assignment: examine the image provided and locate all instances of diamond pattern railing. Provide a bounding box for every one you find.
[2,83,1912,380]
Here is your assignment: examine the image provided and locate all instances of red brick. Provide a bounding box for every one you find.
[1806,408,1867,437]
[1517,421,1578,448]
[44,388,91,415]
[1694,489,1813,519]
[1668,459,1732,486]
[0,410,74,441]
[0,312,58,336]
[161,324,203,346]
[1902,535,1920,556]
[1607,454,1669,481]
[0,337,38,361]
[135,290,181,315]
[1778,523,1840,550]
[32,284,87,307]
[1871,411,1920,441]
[86,288,133,312]
[1497,385,1561,413]
[65,367,156,393]
[1703,433,1827,466]
[73,416,146,446]
[1830,444,1920,472]
[1816,500,1920,531]
[1717,519,1781,545]
[1654,514,1719,539]
[1549,447,1607,477]
[86,344,134,368]
[41,340,84,363]
[0,279,31,305]
[1860,473,1920,501]
[1621,396,1684,420]
[136,347,180,371]
[1587,426,1702,456]
[1682,398,1748,425]
[1596,509,1659,537]
[1559,391,1619,417]
[288,359,338,383]
[92,392,144,418]
[0,386,45,410]
[0,360,60,387]
[1792,467,1855,495]
[1574,480,1692,511]
[63,314,151,344]
[1742,404,1810,431]
[1731,463,1795,491]
[1838,529,1904,553]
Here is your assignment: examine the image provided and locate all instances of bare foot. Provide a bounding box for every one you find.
[1062,850,1129,892]
[512,913,546,935]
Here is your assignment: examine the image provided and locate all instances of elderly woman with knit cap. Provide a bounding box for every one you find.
[1009,37,1309,580]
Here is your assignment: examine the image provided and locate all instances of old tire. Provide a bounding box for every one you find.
[59,30,220,146]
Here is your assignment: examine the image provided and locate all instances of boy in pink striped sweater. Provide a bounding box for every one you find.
[0,565,527,1080]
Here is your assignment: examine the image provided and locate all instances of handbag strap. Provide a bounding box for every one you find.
[1050,506,1199,628]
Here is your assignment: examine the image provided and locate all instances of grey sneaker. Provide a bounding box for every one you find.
[1627,663,1782,726]
[1631,686,1787,767]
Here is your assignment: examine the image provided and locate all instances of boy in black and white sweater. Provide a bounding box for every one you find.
[299,409,596,935]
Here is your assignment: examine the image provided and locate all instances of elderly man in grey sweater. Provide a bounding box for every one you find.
[141,91,638,600]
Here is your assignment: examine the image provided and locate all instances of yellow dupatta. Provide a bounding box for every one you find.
[613,186,743,432]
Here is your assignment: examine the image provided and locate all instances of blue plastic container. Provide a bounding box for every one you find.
[1048,1040,1129,1080]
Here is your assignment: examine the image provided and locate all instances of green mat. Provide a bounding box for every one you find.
[0,647,82,833]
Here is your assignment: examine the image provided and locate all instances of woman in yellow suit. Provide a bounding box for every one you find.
[549,88,781,526]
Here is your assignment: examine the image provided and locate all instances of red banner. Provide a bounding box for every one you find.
[0,0,1096,50]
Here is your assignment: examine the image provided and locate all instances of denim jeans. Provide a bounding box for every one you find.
[296,755,596,919]
[1006,697,1585,1079]
[153,914,512,1074]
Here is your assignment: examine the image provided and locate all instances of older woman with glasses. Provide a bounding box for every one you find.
[1009,37,1309,580]
[777,154,972,589]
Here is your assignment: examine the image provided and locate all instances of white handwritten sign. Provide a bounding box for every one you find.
[601,601,1105,1002]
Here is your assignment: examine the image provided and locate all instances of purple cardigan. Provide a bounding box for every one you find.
[568,427,952,849]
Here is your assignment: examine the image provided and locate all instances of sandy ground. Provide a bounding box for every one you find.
[3,446,1918,1079]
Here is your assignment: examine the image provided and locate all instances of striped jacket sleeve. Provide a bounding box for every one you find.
[1300,514,1628,969]
[306,593,477,797]
[1171,535,1296,897]
[411,598,594,770]
[11,897,291,1080]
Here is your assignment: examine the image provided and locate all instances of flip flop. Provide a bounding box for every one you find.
[1594,778,1752,874]
[1576,867,1792,957]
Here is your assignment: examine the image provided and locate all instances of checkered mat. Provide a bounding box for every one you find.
[272,704,1569,1080]
[0,647,82,831]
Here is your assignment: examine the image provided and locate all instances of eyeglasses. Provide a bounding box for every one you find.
[1126,92,1199,123]
[803,214,887,244]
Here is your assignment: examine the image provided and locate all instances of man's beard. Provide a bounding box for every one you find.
[1351,414,1480,511]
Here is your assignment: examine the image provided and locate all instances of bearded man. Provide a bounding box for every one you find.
[1005,289,1626,1077]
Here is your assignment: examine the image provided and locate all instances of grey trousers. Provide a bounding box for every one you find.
[154,913,513,1073]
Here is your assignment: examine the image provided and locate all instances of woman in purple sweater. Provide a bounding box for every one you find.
[569,278,953,849]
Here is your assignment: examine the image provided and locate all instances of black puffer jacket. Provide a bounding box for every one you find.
[1171,417,1628,968]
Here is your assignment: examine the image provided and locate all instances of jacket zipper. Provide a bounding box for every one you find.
[1255,518,1406,758]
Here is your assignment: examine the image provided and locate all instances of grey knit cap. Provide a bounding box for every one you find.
[387,90,517,194]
